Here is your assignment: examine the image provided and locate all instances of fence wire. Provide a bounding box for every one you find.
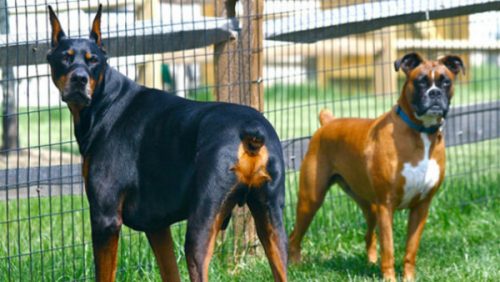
[0,0,499,281]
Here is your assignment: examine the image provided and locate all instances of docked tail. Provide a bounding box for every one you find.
[231,123,271,188]
[319,109,335,126]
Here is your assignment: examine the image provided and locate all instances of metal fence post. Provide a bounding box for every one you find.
[0,0,18,152]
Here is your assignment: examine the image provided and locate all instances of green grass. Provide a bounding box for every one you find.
[0,138,498,281]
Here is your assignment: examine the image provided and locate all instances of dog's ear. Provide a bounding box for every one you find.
[48,6,66,47]
[439,55,465,76]
[90,4,103,47]
[394,52,424,75]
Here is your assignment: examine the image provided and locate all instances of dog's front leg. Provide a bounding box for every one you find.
[403,199,432,281]
[90,210,123,282]
[377,203,396,281]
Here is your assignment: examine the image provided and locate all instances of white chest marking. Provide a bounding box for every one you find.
[400,134,440,208]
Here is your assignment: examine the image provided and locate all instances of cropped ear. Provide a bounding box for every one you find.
[48,6,66,47]
[90,4,103,47]
[439,55,465,76]
[394,52,424,75]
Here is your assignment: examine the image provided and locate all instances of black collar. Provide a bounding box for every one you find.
[396,106,442,134]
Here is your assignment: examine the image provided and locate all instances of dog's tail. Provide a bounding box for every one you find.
[232,122,271,188]
[319,108,335,126]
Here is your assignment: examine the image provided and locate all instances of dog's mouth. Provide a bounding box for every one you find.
[424,105,445,116]
[413,99,449,118]
[61,88,91,106]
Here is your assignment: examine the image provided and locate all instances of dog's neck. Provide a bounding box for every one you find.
[72,65,141,155]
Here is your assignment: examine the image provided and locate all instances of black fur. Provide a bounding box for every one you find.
[46,5,287,281]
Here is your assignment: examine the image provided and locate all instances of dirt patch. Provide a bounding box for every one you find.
[0,148,80,169]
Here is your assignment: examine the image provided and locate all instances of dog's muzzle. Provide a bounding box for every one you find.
[62,70,91,106]
[414,89,449,118]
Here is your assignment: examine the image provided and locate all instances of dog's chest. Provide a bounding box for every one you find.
[399,133,440,208]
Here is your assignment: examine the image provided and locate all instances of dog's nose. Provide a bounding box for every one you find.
[428,89,442,99]
[71,72,88,85]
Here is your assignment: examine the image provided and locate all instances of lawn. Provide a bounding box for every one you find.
[0,139,498,281]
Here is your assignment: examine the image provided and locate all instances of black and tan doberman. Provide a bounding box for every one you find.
[46,5,287,282]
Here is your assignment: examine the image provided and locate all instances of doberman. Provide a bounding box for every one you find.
[46,5,287,282]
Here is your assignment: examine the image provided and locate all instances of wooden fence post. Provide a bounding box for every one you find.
[214,0,264,258]
[1,0,18,152]
[135,0,163,89]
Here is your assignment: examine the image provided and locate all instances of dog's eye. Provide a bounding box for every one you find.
[63,53,74,64]
[442,79,451,88]
[417,78,428,87]
[88,55,99,64]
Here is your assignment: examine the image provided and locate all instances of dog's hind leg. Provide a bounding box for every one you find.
[336,177,378,264]
[361,203,378,264]
[184,175,235,282]
[288,145,332,263]
[146,227,181,282]
[247,185,288,282]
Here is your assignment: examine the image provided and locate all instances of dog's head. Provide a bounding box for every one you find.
[46,5,107,107]
[394,52,465,125]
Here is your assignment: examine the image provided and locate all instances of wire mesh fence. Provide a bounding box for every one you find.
[0,0,499,280]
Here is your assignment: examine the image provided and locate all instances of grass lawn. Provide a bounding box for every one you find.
[0,139,498,281]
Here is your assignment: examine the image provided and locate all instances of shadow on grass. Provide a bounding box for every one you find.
[291,252,382,280]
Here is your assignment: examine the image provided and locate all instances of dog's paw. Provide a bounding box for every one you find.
[288,247,302,264]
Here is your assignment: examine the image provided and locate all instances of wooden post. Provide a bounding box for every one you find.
[214,0,264,258]
[239,0,264,110]
[1,0,18,152]
[214,0,239,103]
[374,26,397,95]
[135,0,163,89]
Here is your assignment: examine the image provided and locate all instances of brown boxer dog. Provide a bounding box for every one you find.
[288,53,464,281]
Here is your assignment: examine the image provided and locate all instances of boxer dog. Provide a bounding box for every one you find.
[288,53,464,281]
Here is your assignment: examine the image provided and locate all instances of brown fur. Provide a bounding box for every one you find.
[257,221,287,281]
[290,57,458,281]
[187,200,235,282]
[201,214,223,282]
[248,198,288,282]
[82,157,90,191]
[93,233,120,282]
[54,73,68,93]
[232,140,271,188]
[91,7,103,46]
[319,109,334,126]
[49,7,64,46]
[146,227,181,282]
[68,104,84,125]
[53,73,84,124]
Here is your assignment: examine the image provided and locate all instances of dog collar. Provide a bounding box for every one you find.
[396,106,441,134]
